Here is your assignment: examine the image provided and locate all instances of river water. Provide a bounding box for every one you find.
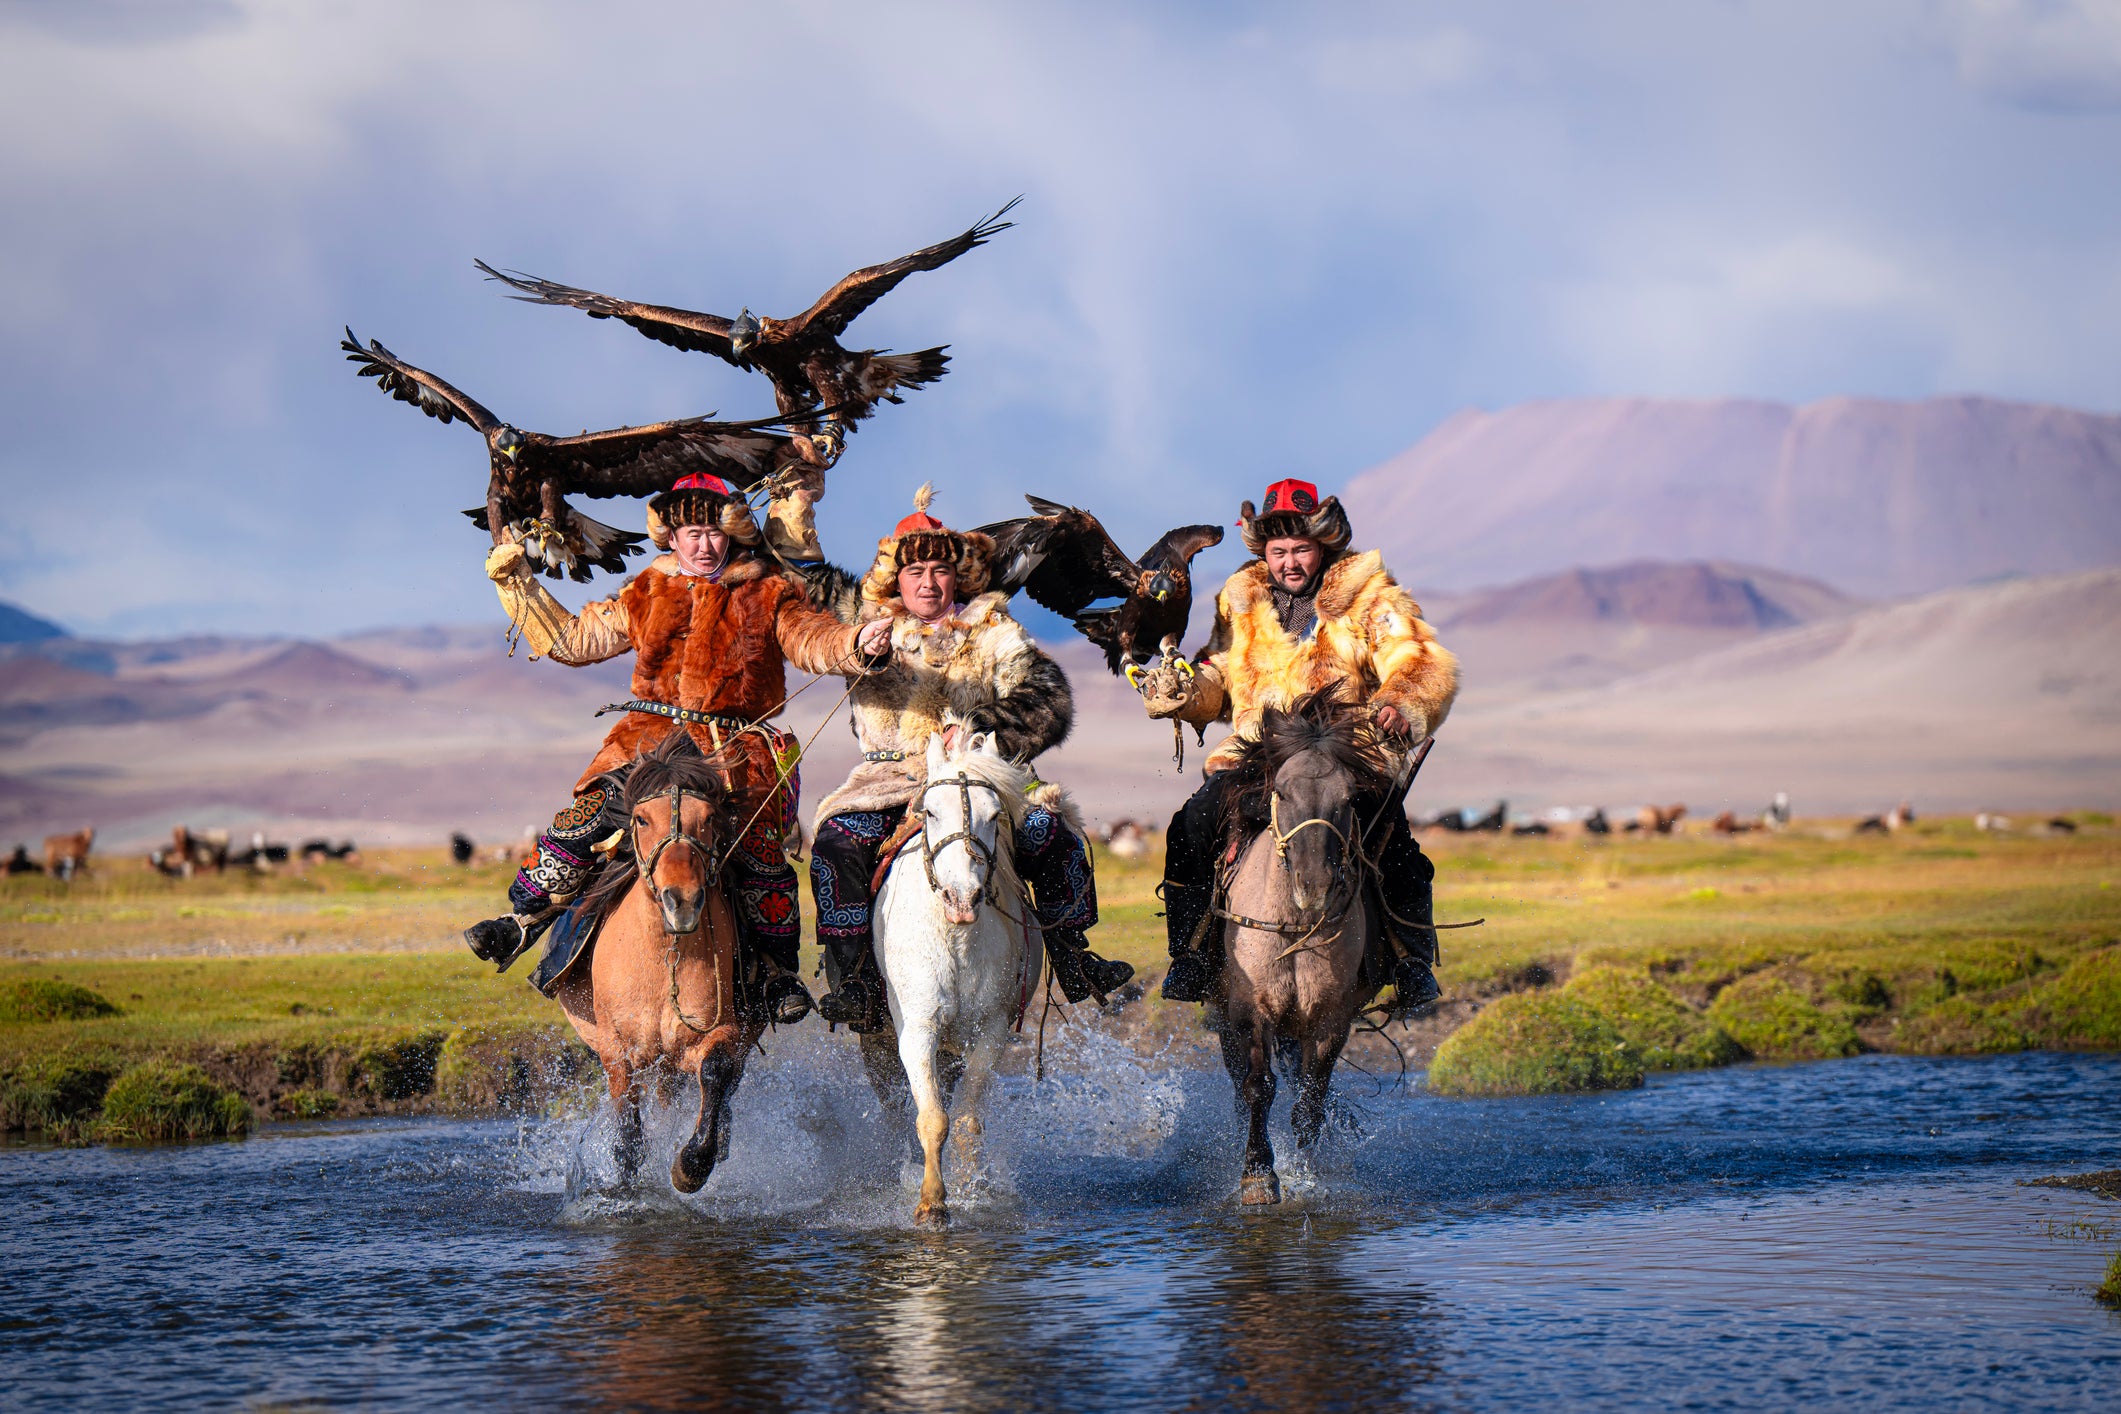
[5,1035,2119,1411]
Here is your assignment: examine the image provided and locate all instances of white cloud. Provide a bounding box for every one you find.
[1934,0,2121,112]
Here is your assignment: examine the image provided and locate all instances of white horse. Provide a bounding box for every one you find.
[860,730,1041,1229]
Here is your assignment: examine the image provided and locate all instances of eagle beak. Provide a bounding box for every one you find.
[502,446,519,462]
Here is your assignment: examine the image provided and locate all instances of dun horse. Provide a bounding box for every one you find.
[859,730,1042,1229]
[553,733,764,1195]
[1210,692,1402,1204]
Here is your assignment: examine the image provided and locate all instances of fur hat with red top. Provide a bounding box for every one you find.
[860,481,995,603]
[646,471,761,551]
[1236,477,1351,557]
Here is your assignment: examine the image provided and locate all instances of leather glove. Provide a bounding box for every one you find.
[486,543,529,582]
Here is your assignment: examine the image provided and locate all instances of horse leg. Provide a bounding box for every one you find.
[949,1031,1006,1192]
[671,1046,738,1195]
[609,1064,644,1190]
[900,1024,951,1229]
[1221,1017,1280,1205]
[1291,1029,1350,1153]
[858,1031,912,1118]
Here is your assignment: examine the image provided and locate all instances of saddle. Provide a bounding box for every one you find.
[868,810,926,895]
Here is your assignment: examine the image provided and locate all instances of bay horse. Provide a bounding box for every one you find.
[1210,692,1400,1205]
[859,730,1041,1229]
[555,732,764,1195]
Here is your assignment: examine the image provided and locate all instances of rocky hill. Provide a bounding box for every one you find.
[1344,395,2121,597]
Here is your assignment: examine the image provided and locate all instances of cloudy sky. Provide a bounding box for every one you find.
[2,0,2117,637]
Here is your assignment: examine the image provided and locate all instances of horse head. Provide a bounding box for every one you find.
[1230,689,1399,921]
[920,728,1015,926]
[622,733,738,937]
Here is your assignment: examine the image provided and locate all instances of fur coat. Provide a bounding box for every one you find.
[1171,549,1457,773]
[812,591,1072,826]
[498,551,862,799]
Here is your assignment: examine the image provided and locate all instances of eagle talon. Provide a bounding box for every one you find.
[1124,663,1147,691]
[1173,656,1196,679]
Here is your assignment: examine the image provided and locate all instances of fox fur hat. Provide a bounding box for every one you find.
[646,472,761,551]
[859,482,995,604]
[1237,477,1352,558]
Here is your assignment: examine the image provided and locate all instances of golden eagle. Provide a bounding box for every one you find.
[978,496,1225,676]
[340,328,810,582]
[472,198,1019,463]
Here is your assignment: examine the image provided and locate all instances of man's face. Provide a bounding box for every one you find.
[898,559,958,621]
[672,524,730,576]
[1264,536,1323,591]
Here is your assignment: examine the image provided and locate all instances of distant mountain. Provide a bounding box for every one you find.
[1344,395,2121,597]
[1419,569,2121,813]
[0,600,67,643]
[1416,560,1861,695]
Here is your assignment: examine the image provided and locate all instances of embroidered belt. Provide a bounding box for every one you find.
[863,750,909,763]
[597,700,750,732]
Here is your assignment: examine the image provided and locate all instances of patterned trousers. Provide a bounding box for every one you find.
[509,777,802,974]
[809,802,1098,994]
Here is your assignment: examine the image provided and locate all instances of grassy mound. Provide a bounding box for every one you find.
[0,979,121,1023]
[98,1061,250,1142]
[434,1020,598,1113]
[1427,992,1646,1096]
[1564,966,1744,1070]
[1706,973,1860,1059]
[1895,944,2121,1054]
[2098,1251,2121,1310]
[1,1053,122,1138]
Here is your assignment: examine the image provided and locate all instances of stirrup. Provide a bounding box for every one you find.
[817,976,887,1032]
[1390,957,1442,1018]
[1161,952,1217,1003]
[761,969,813,1026]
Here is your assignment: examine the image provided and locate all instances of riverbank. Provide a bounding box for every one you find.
[4,817,2116,1136]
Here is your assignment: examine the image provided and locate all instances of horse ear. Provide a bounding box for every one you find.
[927,732,948,773]
[970,731,994,757]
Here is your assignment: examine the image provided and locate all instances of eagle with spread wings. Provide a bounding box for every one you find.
[472,198,1018,465]
[340,328,812,582]
[978,496,1225,678]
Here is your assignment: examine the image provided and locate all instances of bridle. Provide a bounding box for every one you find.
[918,771,1006,903]
[630,781,730,1035]
[635,782,723,886]
[1216,789,1360,940]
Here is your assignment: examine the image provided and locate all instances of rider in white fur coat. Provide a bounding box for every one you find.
[809,486,1134,1031]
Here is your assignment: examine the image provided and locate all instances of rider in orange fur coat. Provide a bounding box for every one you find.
[464,473,887,1023]
[1144,478,1458,1012]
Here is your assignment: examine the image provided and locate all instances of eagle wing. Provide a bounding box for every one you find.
[977,495,1142,619]
[527,413,800,499]
[1137,523,1226,573]
[475,261,740,364]
[786,196,1020,340]
[341,329,501,435]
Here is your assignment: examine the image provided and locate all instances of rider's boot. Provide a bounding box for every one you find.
[468,783,620,970]
[1373,809,1442,1017]
[1043,928,1136,1005]
[810,809,893,1032]
[1159,881,1219,1001]
[1158,782,1227,1003]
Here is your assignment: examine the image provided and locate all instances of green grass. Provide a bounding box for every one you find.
[2,821,2115,1128]
[1427,992,1645,1096]
[0,979,120,1023]
[1562,965,1743,1070]
[2098,1250,2121,1309]
[97,1061,249,1142]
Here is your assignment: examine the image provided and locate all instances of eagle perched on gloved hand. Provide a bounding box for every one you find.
[977,495,1224,677]
[474,198,1018,466]
[341,329,816,582]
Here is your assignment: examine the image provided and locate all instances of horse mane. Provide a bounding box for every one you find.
[934,739,1036,832]
[574,731,739,921]
[1222,687,1398,834]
